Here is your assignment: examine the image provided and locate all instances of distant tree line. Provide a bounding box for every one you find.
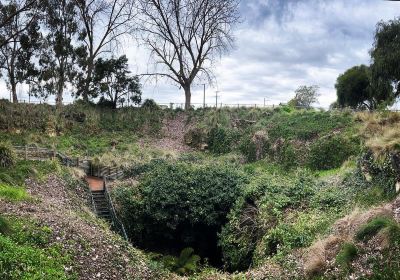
[0,0,240,109]
[334,18,400,110]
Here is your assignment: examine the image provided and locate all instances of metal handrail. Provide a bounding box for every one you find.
[103,177,129,241]
[12,145,128,239]
[90,190,97,214]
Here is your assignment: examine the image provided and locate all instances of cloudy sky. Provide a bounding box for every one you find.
[1,0,400,108]
[135,0,400,108]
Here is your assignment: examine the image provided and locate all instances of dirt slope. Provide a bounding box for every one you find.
[0,175,173,280]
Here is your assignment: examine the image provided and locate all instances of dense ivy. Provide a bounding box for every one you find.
[114,160,247,265]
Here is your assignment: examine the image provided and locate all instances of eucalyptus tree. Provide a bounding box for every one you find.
[138,0,240,110]
[0,0,37,48]
[33,0,79,108]
[73,0,137,102]
[0,0,40,103]
[92,55,141,109]
[371,18,400,100]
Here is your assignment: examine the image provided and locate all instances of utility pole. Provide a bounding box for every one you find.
[215,91,220,108]
[202,84,206,108]
[264,98,270,107]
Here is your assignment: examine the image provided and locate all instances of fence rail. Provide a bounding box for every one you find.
[13,145,125,180]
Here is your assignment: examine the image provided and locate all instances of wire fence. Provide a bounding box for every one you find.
[4,97,400,112]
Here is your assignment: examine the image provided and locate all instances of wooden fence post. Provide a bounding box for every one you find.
[76,157,79,167]
[25,145,28,160]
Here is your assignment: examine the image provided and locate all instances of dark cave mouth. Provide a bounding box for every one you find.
[131,223,225,268]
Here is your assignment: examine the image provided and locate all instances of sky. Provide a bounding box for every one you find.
[1,0,400,108]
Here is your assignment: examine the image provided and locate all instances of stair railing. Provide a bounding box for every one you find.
[89,190,97,214]
[103,178,129,241]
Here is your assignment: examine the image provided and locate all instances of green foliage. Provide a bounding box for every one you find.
[0,216,11,235]
[371,18,400,99]
[0,143,16,168]
[288,85,320,109]
[0,184,29,201]
[0,160,62,187]
[0,218,72,280]
[0,101,164,136]
[141,99,159,110]
[307,135,359,170]
[255,210,334,262]
[359,152,398,199]
[336,243,358,268]
[219,172,320,271]
[355,216,392,242]
[208,127,239,154]
[162,248,201,275]
[92,55,141,108]
[114,160,247,263]
[335,65,373,109]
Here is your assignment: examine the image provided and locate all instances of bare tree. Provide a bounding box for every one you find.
[74,0,137,101]
[0,0,37,48]
[138,0,240,110]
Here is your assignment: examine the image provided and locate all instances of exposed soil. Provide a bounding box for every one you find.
[140,113,194,153]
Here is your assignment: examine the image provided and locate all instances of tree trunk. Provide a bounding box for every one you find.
[56,82,64,109]
[56,77,64,109]
[82,58,94,102]
[184,85,191,110]
[11,77,18,103]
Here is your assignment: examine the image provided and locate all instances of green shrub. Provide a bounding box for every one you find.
[162,247,201,275]
[114,161,247,263]
[310,186,350,210]
[208,127,239,154]
[0,143,16,168]
[219,172,317,271]
[0,216,11,235]
[336,243,358,267]
[307,135,359,170]
[356,216,392,242]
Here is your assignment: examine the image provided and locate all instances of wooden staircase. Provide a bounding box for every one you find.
[91,190,112,222]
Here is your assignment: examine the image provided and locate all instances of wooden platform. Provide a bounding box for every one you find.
[85,176,105,192]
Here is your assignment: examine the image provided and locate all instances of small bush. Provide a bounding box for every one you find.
[0,144,16,168]
[184,127,208,148]
[162,247,201,275]
[141,99,159,110]
[336,243,358,267]
[0,216,11,235]
[307,135,359,170]
[356,216,392,242]
[208,127,239,154]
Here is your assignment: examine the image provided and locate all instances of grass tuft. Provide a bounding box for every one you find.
[336,242,358,267]
[355,216,392,242]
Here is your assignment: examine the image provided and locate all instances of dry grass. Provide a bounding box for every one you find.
[303,235,342,276]
[301,205,393,276]
[356,111,400,157]
[366,125,400,157]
